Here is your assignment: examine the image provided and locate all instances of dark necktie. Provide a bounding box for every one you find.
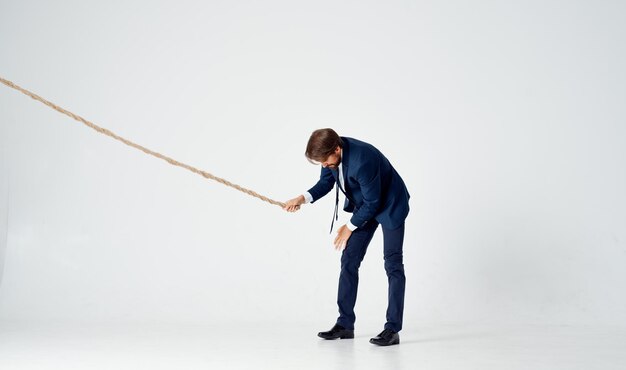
[330,172,340,234]
[329,168,357,234]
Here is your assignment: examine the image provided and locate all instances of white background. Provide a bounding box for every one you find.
[1,0,625,331]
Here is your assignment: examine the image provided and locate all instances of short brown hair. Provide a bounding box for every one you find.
[305,128,343,164]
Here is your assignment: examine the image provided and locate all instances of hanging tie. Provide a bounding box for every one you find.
[329,168,357,234]
[330,178,340,234]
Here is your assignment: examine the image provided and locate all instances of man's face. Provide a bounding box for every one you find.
[318,146,342,169]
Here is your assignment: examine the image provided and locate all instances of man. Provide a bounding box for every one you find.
[284,128,410,346]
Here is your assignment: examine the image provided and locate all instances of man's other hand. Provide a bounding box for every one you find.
[334,224,353,250]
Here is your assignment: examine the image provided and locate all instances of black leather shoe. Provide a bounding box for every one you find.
[369,328,400,346]
[317,324,354,340]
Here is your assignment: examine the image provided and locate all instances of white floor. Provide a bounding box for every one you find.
[1,320,625,370]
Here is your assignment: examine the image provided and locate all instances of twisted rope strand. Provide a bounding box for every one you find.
[0,76,286,208]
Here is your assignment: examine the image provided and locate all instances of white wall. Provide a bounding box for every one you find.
[0,0,625,327]
[0,119,7,288]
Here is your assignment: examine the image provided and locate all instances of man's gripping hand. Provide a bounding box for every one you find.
[283,195,305,213]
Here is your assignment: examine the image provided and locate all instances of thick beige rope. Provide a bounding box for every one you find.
[0,76,286,208]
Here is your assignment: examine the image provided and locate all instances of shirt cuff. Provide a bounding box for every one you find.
[303,192,314,204]
[346,222,358,231]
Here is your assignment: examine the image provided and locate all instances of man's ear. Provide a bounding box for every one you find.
[335,146,341,154]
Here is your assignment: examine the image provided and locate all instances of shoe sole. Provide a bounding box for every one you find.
[318,332,354,340]
[369,338,400,346]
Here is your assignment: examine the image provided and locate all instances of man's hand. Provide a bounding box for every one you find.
[334,224,353,251]
[283,195,305,212]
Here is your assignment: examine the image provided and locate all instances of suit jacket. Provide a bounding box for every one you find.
[307,137,410,230]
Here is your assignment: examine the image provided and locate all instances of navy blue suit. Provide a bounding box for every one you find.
[307,137,410,332]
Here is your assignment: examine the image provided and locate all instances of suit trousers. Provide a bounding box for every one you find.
[335,220,406,332]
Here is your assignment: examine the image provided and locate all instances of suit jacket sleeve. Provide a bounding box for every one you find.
[307,166,335,203]
[349,157,383,228]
